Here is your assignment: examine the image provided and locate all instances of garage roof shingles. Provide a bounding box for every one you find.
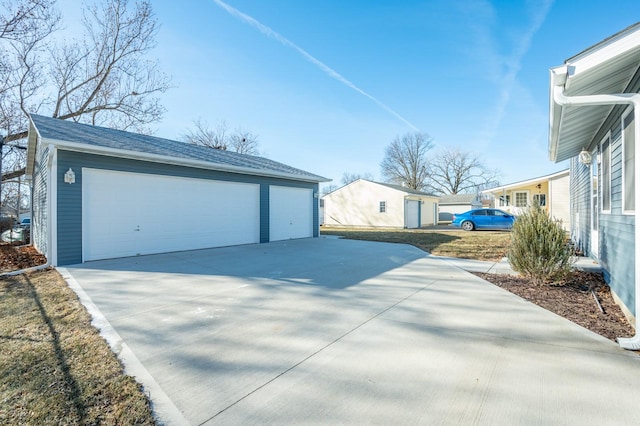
[29,114,327,182]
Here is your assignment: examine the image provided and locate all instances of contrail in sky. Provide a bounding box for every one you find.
[211,0,420,131]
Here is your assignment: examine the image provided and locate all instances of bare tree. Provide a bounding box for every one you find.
[228,128,260,155]
[182,118,228,150]
[341,172,373,186]
[380,131,434,190]
[427,148,500,195]
[182,119,261,155]
[320,184,338,196]
[48,0,171,133]
[0,0,172,185]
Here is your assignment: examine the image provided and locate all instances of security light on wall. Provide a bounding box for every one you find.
[64,168,75,184]
[578,150,592,165]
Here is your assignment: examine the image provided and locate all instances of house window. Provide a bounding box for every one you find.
[379,201,386,213]
[515,192,528,207]
[601,134,611,212]
[533,194,546,207]
[319,199,325,207]
[499,195,510,206]
[623,111,635,213]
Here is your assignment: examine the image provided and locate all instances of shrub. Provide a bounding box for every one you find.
[508,204,572,285]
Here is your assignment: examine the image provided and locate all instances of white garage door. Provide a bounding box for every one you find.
[269,186,313,241]
[83,169,260,261]
[406,200,420,229]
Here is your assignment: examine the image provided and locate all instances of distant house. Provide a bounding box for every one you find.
[548,23,640,349]
[482,170,570,231]
[322,179,438,228]
[26,115,328,265]
[437,194,482,223]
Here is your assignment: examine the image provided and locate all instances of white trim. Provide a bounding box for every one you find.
[600,131,612,214]
[49,146,58,266]
[590,149,599,258]
[40,137,329,184]
[622,107,636,215]
[482,169,569,194]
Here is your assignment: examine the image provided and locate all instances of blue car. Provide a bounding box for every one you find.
[451,208,515,231]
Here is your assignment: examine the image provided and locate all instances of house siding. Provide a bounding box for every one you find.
[31,144,49,258]
[569,88,637,316]
[55,149,318,265]
[549,173,570,230]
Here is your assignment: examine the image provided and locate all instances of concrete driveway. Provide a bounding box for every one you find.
[60,238,640,425]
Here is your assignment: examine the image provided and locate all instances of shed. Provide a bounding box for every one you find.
[26,115,328,265]
[322,179,438,228]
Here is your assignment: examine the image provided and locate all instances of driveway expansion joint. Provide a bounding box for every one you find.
[201,282,434,424]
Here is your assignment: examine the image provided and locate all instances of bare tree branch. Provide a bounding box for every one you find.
[380,132,434,190]
[427,148,500,195]
[182,119,261,155]
[341,172,373,186]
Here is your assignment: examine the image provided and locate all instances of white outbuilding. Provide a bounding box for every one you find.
[322,179,438,228]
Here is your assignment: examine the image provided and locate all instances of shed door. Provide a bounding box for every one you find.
[406,200,420,229]
[82,169,260,261]
[269,186,313,241]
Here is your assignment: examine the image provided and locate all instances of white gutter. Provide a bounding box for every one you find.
[553,85,640,350]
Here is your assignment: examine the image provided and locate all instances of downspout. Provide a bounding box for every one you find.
[553,85,640,350]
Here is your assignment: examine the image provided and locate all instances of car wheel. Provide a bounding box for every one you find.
[461,221,475,231]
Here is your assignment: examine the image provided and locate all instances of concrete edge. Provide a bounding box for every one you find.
[57,267,189,426]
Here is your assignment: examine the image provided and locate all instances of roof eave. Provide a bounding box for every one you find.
[43,137,330,183]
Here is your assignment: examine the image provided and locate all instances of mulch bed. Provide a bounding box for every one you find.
[475,271,635,342]
[0,243,47,272]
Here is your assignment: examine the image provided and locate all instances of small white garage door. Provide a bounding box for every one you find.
[83,169,260,261]
[269,186,313,241]
[406,200,420,229]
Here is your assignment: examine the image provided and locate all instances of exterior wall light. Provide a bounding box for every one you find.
[64,168,75,184]
[578,150,592,165]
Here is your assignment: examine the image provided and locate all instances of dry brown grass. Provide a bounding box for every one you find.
[0,269,156,425]
[321,226,511,261]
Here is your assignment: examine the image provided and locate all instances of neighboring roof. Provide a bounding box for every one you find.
[26,114,329,183]
[482,169,569,194]
[438,194,476,205]
[370,180,437,197]
[549,22,640,162]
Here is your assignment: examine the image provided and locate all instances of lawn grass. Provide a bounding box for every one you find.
[321,226,511,261]
[0,269,156,425]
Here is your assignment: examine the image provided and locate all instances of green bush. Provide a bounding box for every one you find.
[508,204,572,285]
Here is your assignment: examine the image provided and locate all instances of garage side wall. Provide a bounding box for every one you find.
[31,143,49,258]
[323,181,405,227]
[55,150,319,265]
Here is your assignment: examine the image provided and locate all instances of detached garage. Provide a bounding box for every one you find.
[26,115,328,265]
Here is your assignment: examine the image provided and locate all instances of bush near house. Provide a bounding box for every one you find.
[508,204,572,285]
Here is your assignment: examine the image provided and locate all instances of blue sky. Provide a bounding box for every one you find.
[57,1,639,190]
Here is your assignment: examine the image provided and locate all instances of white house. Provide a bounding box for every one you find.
[322,179,438,228]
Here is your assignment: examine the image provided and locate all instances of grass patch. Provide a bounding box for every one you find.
[321,226,511,261]
[0,269,156,425]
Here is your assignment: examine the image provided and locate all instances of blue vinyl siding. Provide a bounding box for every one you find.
[55,150,319,265]
[569,75,638,316]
